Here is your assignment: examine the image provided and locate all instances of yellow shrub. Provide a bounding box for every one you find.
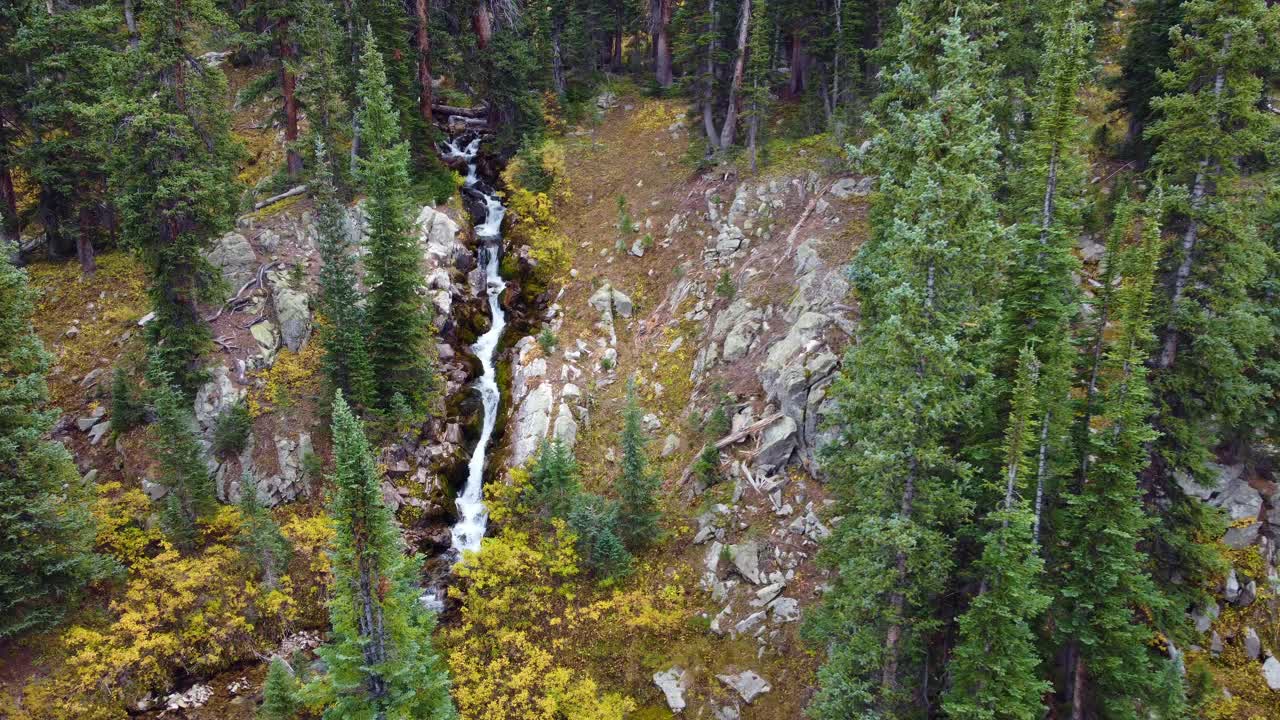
[280,512,335,619]
[248,341,322,417]
[92,481,164,569]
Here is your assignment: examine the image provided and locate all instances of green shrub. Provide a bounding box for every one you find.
[568,492,632,580]
[538,326,558,354]
[715,271,736,300]
[617,195,635,234]
[110,367,146,434]
[212,401,252,456]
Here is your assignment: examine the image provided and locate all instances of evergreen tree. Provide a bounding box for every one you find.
[259,657,301,720]
[616,379,661,551]
[742,0,773,170]
[98,0,240,394]
[314,392,456,719]
[238,472,291,591]
[233,0,305,178]
[313,139,376,411]
[296,0,348,188]
[530,437,580,519]
[942,349,1050,720]
[0,255,111,637]
[1054,206,1182,718]
[1113,0,1184,161]
[148,360,217,550]
[997,4,1092,544]
[1144,0,1278,602]
[356,30,437,413]
[805,17,1003,717]
[567,492,633,580]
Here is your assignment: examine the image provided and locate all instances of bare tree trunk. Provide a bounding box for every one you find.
[76,204,96,276]
[612,6,624,70]
[654,0,673,87]
[748,109,759,171]
[789,33,805,96]
[703,0,721,149]
[1070,651,1087,720]
[831,0,841,111]
[357,552,388,700]
[0,164,18,246]
[551,18,566,96]
[414,0,433,126]
[472,3,491,50]
[1032,410,1050,544]
[280,20,302,179]
[123,0,140,49]
[718,0,751,150]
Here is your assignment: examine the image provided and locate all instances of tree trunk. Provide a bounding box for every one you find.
[718,0,751,150]
[703,0,721,149]
[551,18,566,96]
[1070,651,1087,720]
[881,458,917,704]
[748,108,760,171]
[280,21,302,179]
[414,0,433,125]
[123,0,140,49]
[1157,43,1227,372]
[1032,410,1051,544]
[472,3,491,50]
[77,204,96,276]
[0,164,17,246]
[789,33,806,96]
[654,0,673,87]
[612,7,624,70]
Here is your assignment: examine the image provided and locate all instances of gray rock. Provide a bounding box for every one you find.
[713,704,740,720]
[652,668,687,713]
[630,238,645,257]
[143,477,168,501]
[729,542,762,585]
[661,434,680,458]
[1193,602,1220,634]
[589,285,615,315]
[716,670,771,704]
[642,413,662,432]
[768,596,800,623]
[1210,631,1223,655]
[1224,521,1261,549]
[755,415,798,471]
[734,611,766,636]
[269,274,311,352]
[251,320,279,357]
[194,365,243,435]
[88,421,110,445]
[611,288,634,318]
[207,232,258,290]
[510,384,553,467]
[553,402,579,449]
[753,582,785,606]
[1245,628,1262,660]
[1225,568,1241,603]
[1264,656,1280,691]
[829,176,873,199]
[416,206,462,265]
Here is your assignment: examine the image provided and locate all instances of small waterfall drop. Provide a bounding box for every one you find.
[442,134,505,558]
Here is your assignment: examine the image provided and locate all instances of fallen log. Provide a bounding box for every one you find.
[253,185,307,211]
[678,412,785,485]
[431,103,487,119]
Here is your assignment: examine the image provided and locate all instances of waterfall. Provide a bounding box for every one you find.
[442,135,505,558]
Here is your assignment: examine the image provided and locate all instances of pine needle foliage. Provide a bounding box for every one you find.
[616,379,661,551]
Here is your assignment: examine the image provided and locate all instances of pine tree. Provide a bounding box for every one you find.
[616,379,661,551]
[234,0,305,178]
[1054,205,1182,718]
[356,30,437,413]
[1114,0,1185,161]
[314,392,456,719]
[942,349,1050,720]
[805,16,1003,717]
[568,492,633,580]
[530,437,580,519]
[313,139,375,411]
[238,472,291,591]
[296,0,347,182]
[259,657,300,720]
[98,0,240,394]
[1143,0,1278,602]
[0,255,112,637]
[997,4,1092,545]
[149,360,217,550]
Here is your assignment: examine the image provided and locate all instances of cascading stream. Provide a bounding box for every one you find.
[441,135,506,559]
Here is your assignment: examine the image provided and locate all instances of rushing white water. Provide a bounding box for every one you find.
[443,135,505,558]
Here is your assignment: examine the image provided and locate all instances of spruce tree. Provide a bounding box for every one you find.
[942,349,1050,720]
[233,0,305,178]
[997,5,1092,544]
[1054,206,1182,718]
[314,392,456,719]
[297,0,348,188]
[313,139,376,411]
[1144,0,1277,602]
[148,360,217,550]
[616,379,661,550]
[568,492,633,580]
[0,255,111,637]
[356,30,437,413]
[805,17,1003,717]
[530,437,580,519]
[238,472,291,591]
[98,0,240,394]
[742,0,773,170]
[259,657,300,720]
